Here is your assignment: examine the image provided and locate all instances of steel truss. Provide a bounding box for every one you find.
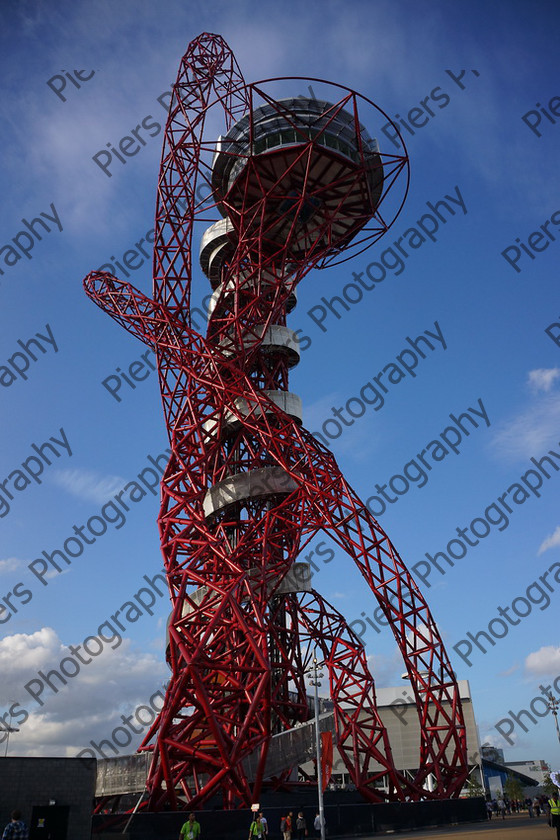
[84,32,468,810]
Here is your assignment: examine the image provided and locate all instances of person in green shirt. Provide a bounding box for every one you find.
[248,815,264,840]
[180,813,201,840]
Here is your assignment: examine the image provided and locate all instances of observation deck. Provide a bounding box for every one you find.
[207,96,384,261]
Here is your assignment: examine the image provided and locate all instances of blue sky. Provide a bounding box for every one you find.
[1,0,560,774]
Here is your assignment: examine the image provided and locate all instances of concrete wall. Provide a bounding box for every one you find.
[373,680,481,774]
[301,679,481,787]
[0,757,96,840]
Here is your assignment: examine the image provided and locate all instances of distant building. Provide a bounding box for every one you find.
[481,745,505,764]
[505,759,550,786]
[481,758,541,797]
[302,679,482,794]
[480,746,549,794]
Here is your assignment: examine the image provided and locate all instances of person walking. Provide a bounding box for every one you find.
[497,797,506,819]
[259,812,268,839]
[248,815,265,840]
[179,812,201,840]
[295,812,307,840]
[549,790,560,840]
[313,813,322,838]
[281,811,293,840]
[533,796,542,817]
[1,811,28,840]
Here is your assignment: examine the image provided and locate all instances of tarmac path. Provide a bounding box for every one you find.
[368,813,553,839]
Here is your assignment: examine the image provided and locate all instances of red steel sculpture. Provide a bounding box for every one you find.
[84,33,468,810]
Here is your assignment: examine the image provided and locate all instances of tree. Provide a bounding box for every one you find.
[503,774,524,801]
[465,776,485,798]
[543,773,558,797]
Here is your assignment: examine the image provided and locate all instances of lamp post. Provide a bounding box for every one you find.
[542,687,560,747]
[308,651,326,840]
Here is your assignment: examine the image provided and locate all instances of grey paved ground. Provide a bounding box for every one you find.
[365,812,554,839]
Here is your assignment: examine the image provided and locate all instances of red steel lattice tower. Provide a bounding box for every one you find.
[84,33,468,810]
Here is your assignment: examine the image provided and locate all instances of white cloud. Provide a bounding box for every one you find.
[491,392,560,461]
[0,557,22,575]
[0,626,167,756]
[529,368,560,392]
[0,628,62,682]
[49,468,124,504]
[479,729,518,749]
[525,645,560,676]
[538,526,560,555]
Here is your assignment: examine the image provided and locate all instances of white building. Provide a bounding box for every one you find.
[505,759,550,786]
[305,680,482,793]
